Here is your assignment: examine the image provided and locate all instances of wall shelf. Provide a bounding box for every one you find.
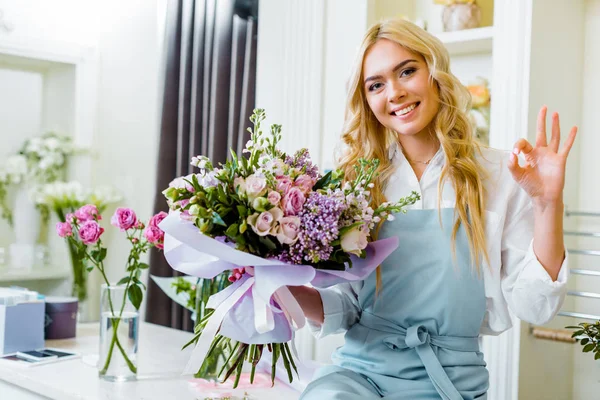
[435,26,494,56]
[0,266,69,282]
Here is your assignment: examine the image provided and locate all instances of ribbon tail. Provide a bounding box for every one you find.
[253,285,275,334]
[183,277,254,375]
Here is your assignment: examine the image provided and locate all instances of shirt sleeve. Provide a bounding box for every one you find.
[500,185,568,325]
[306,282,362,339]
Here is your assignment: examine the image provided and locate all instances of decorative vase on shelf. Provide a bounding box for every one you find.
[442,2,482,32]
[98,284,139,382]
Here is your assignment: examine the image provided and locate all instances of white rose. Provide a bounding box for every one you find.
[245,175,267,201]
[247,207,283,236]
[340,226,368,256]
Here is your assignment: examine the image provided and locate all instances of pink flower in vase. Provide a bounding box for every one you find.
[111,208,138,231]
[74,204,101,222]
[149,211,168,228]
[144,226,165,249]
[55,222,73,238]
[79,220,104,245]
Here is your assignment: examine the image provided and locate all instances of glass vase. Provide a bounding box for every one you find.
[98,284,139,382]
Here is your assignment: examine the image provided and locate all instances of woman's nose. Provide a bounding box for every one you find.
[388,81,406,103]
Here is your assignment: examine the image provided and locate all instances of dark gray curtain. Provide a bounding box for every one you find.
[146,0,258,331]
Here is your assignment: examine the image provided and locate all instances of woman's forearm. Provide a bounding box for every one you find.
[287,285,324,324]
[532,199,565,281]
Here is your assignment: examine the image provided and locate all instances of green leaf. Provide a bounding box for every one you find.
[258,236,277,251]
[595,352,600,360]
[127,284,143,310]
[583,343,595,353]
[313,170,332,190]
[581,338,590,345]
[572,330,585,338]
[98,248,107,262]
[138,262,149,270]
[86,265,94,272]
[225,223,239,238]
[117,277,130,285]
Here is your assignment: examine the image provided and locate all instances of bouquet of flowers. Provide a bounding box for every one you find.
[159,109,419,387]
[55,204,167,379]
[35,181,121,301]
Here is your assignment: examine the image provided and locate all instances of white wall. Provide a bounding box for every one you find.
[571,1,600,398]
[0,0,162,319]
[517,1,586,399]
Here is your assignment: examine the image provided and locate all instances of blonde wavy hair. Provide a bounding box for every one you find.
[336,18,489,290]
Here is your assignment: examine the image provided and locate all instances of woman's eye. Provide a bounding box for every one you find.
[368,82,383,92]
[400,68,416,77]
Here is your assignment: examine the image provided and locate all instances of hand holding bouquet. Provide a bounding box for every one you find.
[160,109,419,386]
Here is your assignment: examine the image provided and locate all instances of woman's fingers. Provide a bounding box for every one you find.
[513,138,534,155]
[559,126,578,157]
[536,106,548,147]
[549,112,561,152]
[507,151,526,182]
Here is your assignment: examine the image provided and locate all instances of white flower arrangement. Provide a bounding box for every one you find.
[0,132,85,224]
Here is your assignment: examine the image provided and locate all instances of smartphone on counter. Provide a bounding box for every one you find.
[16,350,58,362]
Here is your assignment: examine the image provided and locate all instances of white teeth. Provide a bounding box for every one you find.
[394,103,417,116]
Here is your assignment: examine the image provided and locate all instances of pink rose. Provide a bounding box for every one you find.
[79,220,104,245]
[267,190,281,206]
[275,176,293,195]
[110,208,138,231]
[55,222,73,238]
[149,211,168,228]
[281,187,305,216]
[65,213,75,222]
[144,226,164,249]
[294,174,315,194]
[247,208,283,236]
[275,216,301,245]
[74,204,101,222]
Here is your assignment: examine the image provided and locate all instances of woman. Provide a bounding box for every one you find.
[289,18,577,400]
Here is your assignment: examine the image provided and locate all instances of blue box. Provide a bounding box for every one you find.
[0,289,45,355]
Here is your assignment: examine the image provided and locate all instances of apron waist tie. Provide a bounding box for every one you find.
[360,311,479,400]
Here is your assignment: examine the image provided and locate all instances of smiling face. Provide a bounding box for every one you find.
[362,39,440,139]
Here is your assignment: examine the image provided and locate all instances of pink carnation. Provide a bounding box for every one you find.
[74,204,101,222]
[111,208,138,231]
[79,220,104,245]
[55,222,72,238]
[144,226,165,249]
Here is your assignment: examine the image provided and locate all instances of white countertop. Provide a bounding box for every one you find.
[0,322,302,400]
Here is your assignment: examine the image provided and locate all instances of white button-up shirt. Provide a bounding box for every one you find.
[310,144,568,337]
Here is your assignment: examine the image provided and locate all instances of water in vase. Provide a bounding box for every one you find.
[98,311,139,381]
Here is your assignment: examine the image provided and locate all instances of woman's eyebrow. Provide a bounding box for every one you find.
[364,59,418,85]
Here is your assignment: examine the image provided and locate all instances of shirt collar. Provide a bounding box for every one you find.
[388,142,445,167]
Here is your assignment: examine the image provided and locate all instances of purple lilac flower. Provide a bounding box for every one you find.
[279,192,346,264]
[284,149,320,180]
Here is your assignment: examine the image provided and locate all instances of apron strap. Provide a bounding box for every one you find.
[406,324,465,400]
